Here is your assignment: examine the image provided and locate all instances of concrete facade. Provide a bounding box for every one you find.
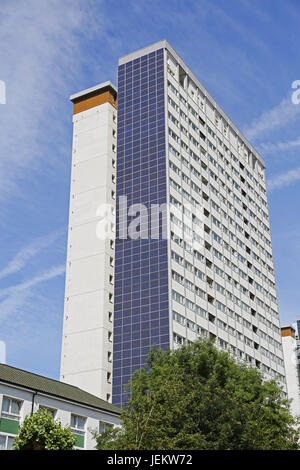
[60,82,117,402]
[281,326,300,416]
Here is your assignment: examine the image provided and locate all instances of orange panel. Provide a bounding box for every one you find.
[73,90,117,114]
[281,327,295,339]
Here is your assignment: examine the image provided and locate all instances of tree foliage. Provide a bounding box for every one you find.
[13,409,75,450]
[96,339,299,450]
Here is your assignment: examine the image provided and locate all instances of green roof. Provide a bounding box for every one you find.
[0,363,120,416]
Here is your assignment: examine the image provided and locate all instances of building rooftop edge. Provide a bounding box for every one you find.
[0,363,121,415]
[118,39,168,65]
[70,81,117,102]
[119,40,265,168]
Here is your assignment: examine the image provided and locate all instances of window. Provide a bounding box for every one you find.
[70,414,86,435]
[0,434,14,450]
[108,351,112,362]
[173,332,185,345]
[99,421,114,434]
[39,405,56,418]
[1,397,22,420]
[107,372,112,384]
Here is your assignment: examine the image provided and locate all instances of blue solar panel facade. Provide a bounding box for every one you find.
[113,48,170,407]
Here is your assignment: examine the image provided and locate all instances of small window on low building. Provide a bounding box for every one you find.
[0,434,15,450]
[99,421,114,434]
[1,397,22,421]
[39,405,57,419]
[70,414,86,449]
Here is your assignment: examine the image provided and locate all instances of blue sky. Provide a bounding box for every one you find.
[0,0,299,379]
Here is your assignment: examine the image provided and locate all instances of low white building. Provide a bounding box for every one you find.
[281,326,300,417]
[0,363,120,450]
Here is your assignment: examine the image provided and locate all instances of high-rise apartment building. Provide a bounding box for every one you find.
[113,40,285,407]
[60,82,117,402]
[60,41,286,409]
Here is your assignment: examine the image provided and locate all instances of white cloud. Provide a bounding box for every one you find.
[259,136,300,154]
[244,96,300,141]
[0,264,65,300]
[0,0,101,200]
[0,264,65,322]
[0,290,34,325]
[0,229,64,281]
[267,166,300,191]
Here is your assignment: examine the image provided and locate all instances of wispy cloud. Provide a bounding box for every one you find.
[0,0,101,200]
[0,264,65,300]
[0,229,64,281]
[267,166,300,191]
[244,96,300,141]
[259,136,300,154]
[0,264,65,322]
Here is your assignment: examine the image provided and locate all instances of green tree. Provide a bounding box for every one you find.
[13,409,75,450]
[96,339,299,450]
